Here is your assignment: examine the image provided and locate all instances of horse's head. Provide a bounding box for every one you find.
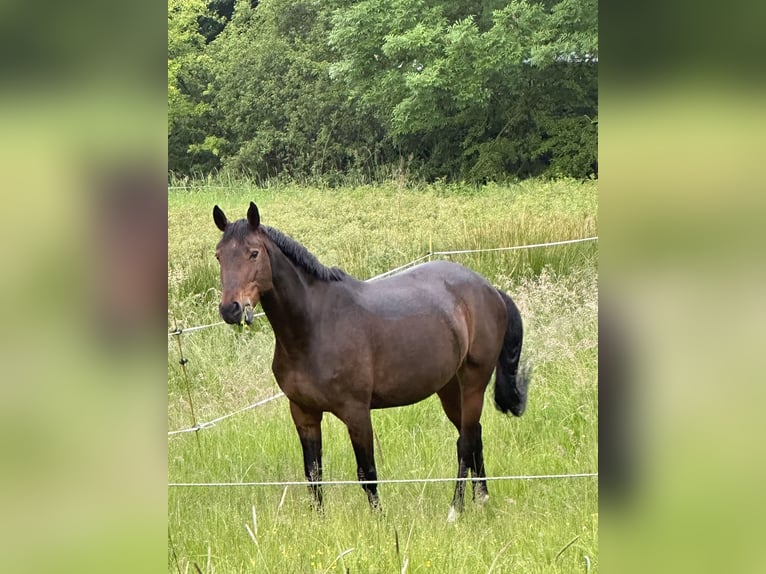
[212,201,273,325]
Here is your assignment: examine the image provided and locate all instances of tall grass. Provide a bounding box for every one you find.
[168,180,597,573]
[168,179,596,328]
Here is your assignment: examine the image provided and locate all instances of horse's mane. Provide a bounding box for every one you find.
[223,219,346,282]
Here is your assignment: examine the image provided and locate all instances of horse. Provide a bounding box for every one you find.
[212,201,530,520]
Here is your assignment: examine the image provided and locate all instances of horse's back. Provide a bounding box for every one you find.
[370,260,504,324]
[370,260,496,299]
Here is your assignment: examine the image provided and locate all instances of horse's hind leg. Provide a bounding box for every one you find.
[468,425,489,505]
[289,401,324,510]
[448,366,492,522]
[437,377,462,431]
[438,379,469,521]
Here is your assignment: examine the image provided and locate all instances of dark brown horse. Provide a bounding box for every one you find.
[213,202,530,520]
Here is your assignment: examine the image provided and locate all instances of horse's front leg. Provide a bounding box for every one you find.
[342,408,380,510]
[289,401,324,510]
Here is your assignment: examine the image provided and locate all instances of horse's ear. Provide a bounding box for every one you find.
[213,205,228,232]
[247,201,260,229]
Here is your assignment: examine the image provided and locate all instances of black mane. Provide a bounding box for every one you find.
[223,219,346,282]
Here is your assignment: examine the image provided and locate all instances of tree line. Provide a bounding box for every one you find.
[169,0,597,183]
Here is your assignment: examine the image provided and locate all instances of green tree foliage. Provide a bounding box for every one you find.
[330,0,597,181]
[207,0,389,181]
[198,0,240,44]
[168,0,597,182]
[168,0,225,175]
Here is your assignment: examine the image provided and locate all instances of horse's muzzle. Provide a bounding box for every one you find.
[219,300,243,324]
[219,301,256,325]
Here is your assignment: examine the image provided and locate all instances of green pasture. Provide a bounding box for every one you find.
[168,179,598,573]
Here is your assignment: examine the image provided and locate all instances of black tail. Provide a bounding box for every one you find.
[494,289,531,416]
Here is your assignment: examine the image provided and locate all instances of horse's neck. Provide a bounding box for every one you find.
[260,249,320,352]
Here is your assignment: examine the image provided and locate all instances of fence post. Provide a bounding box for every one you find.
[172,316,202,451]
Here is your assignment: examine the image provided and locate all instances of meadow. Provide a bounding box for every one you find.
[168,179,598,573]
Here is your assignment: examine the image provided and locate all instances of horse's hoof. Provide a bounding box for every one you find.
[447,505,459,523]
[476,492,490,506]
[368,493,381,512]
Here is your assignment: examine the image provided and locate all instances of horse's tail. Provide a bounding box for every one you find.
[494,289,531,416]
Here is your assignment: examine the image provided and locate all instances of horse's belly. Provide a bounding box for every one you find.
[370,363,457,409]
[370,387,438,409]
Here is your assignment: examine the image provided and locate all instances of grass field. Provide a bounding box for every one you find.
[168,179,598,573]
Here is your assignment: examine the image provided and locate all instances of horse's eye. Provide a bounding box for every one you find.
[250,250,259,260]
[215,253,220,260]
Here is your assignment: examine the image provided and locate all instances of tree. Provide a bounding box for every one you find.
[167,0,598,181]
[330,0,598,180]
[207,0,389,181]
[168,0,224,175]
